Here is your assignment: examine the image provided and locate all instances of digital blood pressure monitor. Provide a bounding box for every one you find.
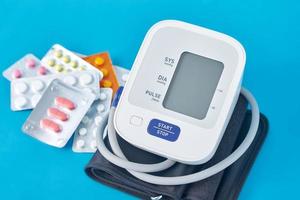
[114,20,246,165]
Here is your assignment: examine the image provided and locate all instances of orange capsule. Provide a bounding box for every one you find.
[55,97,76,110]
[47,107,68,121]
[40,118,61,133]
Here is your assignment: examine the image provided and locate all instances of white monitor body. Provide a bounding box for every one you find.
[114,20,246,165]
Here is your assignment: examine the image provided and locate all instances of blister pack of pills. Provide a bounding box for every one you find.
[114,65,130,86]
[41,44,103,79]
[72,88,113,153]
[10,70,100,111]
[22,79,95,148]
[2,54,50,81]
[83,53,119,96]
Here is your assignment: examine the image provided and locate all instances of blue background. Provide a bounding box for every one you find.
[0,0,299,199]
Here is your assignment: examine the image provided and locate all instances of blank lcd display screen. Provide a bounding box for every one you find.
[163,52,224,120]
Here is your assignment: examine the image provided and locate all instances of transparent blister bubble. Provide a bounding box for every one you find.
[10,70,100,111]
[113,65,130,86]
[41,44,103,79]
[72,88,113,153]
[2,54,51,81]
[22,79,96,148]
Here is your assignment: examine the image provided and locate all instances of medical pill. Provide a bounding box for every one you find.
[54,50,63,58]
[99,93,107,100]
[48,59,56,67]
[70,60,78,68]
[71,88,112,152]
[81,116,89,124]
[31,80,45,93]
[55,64,64,72]
[79,74,93,85]
[83,53,118,96]
[12,69,22,79]
[122,74,129,82]
[76,139,85,148]
[94,116,103,126]
[62,55,70,63]
[26,58,36,68]
[102,80,112,88]
[100,68,109,77]
[40,118,61,133]
[96,104,105,112]
[79,128,87,136]
[47,107,68,121]
[55,97,76,110]
[63,75,77,86]
[14,82,28,94]
[31,94,41,106]
[94,57,104,66]
[37,66,48,75]
[14,97,28,108]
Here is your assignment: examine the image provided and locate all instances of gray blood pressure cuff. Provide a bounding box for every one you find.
[85,95,269,200]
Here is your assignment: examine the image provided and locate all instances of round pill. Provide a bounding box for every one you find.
[99,93,107,100]
[31,94,41,106]
[81,116,89,124]
[70,60,78,68]
[79,128,87,136]
[79,74,93,85]
[47,59,56,67]
[55,64,64,72]
[96,104,105,112]
[102,80,112,88]
[94,116,103,126]
[76,139,85,149]
[94,57,104,66]
[122,74,129,82]
[100,68,109,77]
[14,97,28,108]
[12,69,22,79]
[90,140,97,149]
[26,58,36,68]
[31,80,45,93]
[37,66,48,75]
[63,75,77,86]
[62,55,70,63]
[14,82,28,94]
[54,50,63,58]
